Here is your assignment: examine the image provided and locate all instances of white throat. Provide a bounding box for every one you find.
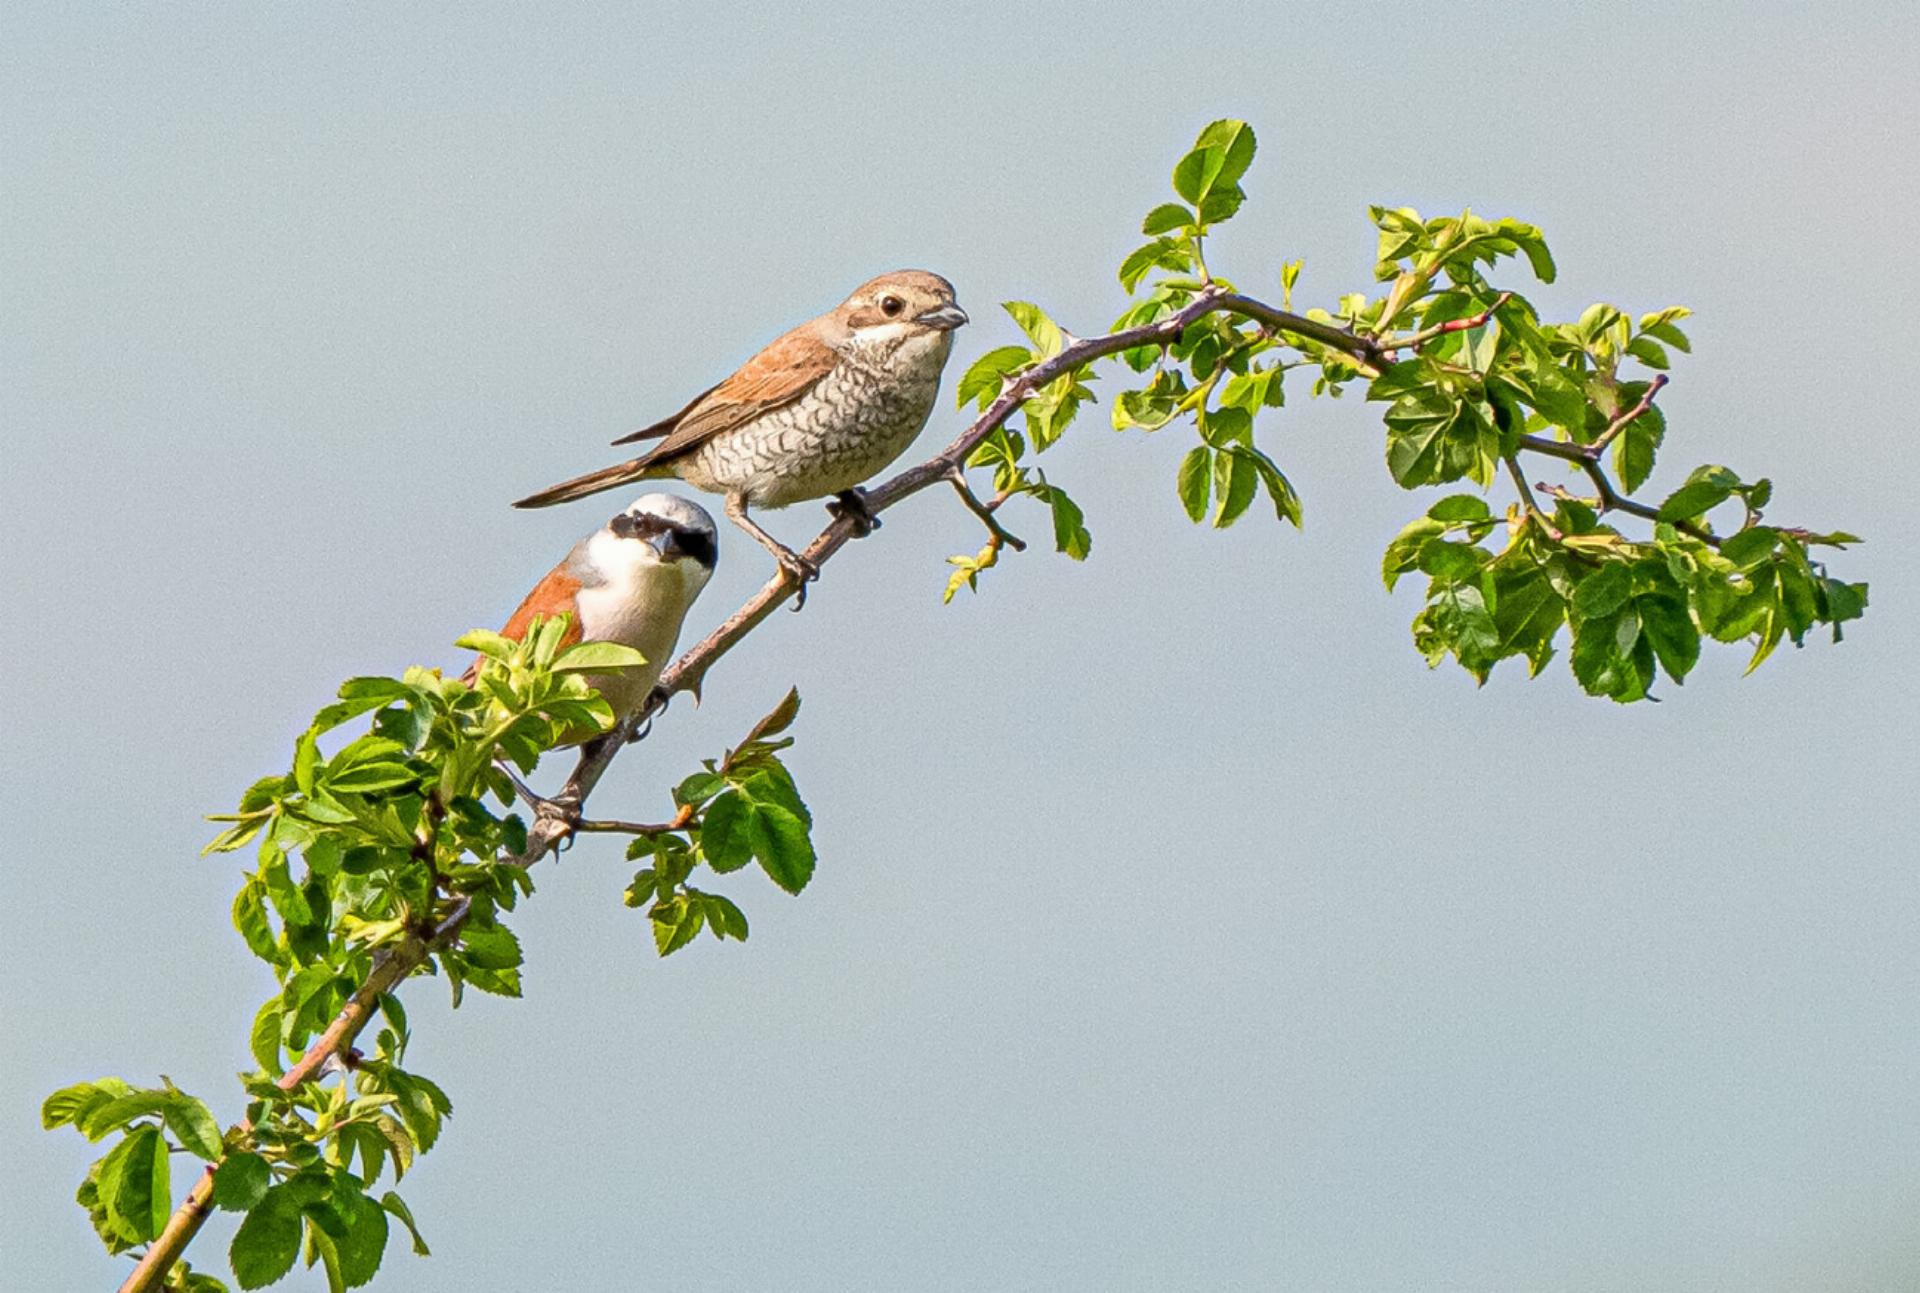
[572,530,710,711]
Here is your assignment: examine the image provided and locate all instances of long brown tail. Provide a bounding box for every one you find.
[512,458,657,509]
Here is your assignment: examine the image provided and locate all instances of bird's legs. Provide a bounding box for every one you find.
[725,492,818,610]
[827,487,882,538]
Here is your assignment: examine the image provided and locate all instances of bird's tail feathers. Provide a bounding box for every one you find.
[512,458,659,509]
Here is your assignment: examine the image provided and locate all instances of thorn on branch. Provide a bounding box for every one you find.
[1537,481,1602,509]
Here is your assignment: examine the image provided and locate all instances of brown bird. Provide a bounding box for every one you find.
[513,270,967,599]
[464,493,718,724]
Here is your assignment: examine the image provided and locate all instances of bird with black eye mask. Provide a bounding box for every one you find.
[465,493,717,726]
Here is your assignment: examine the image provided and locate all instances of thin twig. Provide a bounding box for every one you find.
[575,804,696,837]
[1380,291,1512,354]
[1518,434,1719,547]
[1504,455,1560,540]
[947,465,1027,552]
[1589,372,1668,454]
[494,759,543,813]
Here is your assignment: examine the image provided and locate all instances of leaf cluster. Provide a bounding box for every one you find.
[940,120,1866,699]
[623,688,820,955]
[45,624,819,1289]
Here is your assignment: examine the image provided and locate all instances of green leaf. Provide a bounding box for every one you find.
[452,629,516,660]
[259,848,312,928]
[1384,391,1486,488]
[1613,403,1665,494]
[651,894,705,956]
[1638,593,1700,683]
[1044,485,1093,560]
[1638,307,1692,345]
[250,1000,286,1076]
[553,641,650,673]
[698,791,753,873]
[76,1158,139,1253]
[384,1071,452,1155]
[749,803,816,895]
[1212,446,1257,528]
[742,687,802,744]
[1381,517,1446,591]
[331,1182,390,1288]
[1489,557,1566,676]
[1659,464,1741,521]
[1117,238,1192,293]
[1172,119,1256,206]
[1569,608,1653,703]
[1418,541,1485,582]
[98,1125,170,1243]
[1198,185,1245,225]
[203,817,269,856]
[459,922,522,971]
[673,771,726,808]
[1240,446,1302,528]
[1411,580,1501,678]
[1626,336,1670,370]
[162,1091,225,1161]
[1176,445,1211,522]
[380,1192,430,1258]
[1720,526,1779,568]
[954,345,1031,410]
[1426,495,1492,523]
[703,892,750,941]
[1003,301,1063,356]
[1219,365,1283,412]
[1522,356,1586,431]
[212,1153,273,1212]
[80,1089,170,1141]
[324,763,417,794]
[42,1078,133,1132]
[1573,562,1633,619]
[1501,220,1557,283]
[1141,202,1193,235]
[738,764,810,823]
[230,1185,303,1290]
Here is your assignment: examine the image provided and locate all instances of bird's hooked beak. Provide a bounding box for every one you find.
[915,302,969,332]
[645,528,687,562]
[611,509,678,558]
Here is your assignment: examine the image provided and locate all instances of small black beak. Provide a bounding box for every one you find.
[915,303,969,331]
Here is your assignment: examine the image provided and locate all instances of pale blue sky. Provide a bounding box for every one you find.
[5,3,1918,1289]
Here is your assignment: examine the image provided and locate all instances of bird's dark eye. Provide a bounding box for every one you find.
[880,295,904,317]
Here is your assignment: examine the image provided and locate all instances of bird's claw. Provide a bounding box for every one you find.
[628,688,671,741]
[777,550,820,611]
[531,795,581,854]
[828,488,882,538]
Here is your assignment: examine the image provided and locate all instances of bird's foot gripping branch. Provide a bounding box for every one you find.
[46,118,1868,1293]
[48,623,819,1293]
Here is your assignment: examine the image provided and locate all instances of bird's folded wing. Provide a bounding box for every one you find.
[611,323,838,464]
[464,564,585,682]
[500,565,587,645]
